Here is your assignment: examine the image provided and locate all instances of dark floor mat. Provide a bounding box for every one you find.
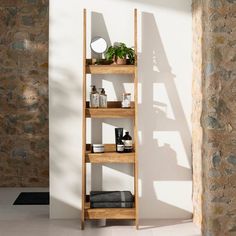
[13,192,49,205]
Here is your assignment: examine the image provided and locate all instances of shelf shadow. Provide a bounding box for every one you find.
[89,11,192,220]
[137,12,192,219]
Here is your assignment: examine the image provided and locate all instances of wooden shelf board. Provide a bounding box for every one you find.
[86,151,135,163]
[86,65,135,74]
[85,202,135,219]
[86,108,134,118]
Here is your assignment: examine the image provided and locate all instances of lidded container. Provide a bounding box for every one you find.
[92,144,104,153]
[90,85,99,108]
[122,93,131,108]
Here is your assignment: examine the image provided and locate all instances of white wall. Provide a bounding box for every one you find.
[49,0,192,219]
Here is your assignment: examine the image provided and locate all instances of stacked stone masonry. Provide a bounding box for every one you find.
[193,0,236,235]
[0,0,49,187]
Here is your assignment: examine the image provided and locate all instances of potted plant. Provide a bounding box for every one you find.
[105,42,135,65]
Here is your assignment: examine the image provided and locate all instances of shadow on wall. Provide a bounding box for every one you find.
[90,12,107,191]
[88,11,192,219]
[49,66,81,217]
[50,196,81,220]
[119,0,190,13]
[139,12,192,218]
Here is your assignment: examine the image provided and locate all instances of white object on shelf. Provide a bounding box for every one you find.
[92,144,105,153]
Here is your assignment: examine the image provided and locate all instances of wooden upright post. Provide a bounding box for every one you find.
[134,8,139,230]
[81,8,87,230]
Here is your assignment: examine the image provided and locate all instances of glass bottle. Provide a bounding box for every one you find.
[122,93,131,108]
[99,88,107,108]
[122,131,133,153]
[90,85,99,108]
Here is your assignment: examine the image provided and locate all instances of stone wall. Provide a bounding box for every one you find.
[0,0,49,187]
[193,0,236,235]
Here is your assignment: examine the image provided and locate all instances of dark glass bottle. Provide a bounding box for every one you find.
[122,132,133,153]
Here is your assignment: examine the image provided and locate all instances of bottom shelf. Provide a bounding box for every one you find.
[84,201,136,220]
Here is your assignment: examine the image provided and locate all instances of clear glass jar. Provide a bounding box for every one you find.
[122,93,131,108]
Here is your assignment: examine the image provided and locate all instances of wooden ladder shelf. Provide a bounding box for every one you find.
[81,8,139,229]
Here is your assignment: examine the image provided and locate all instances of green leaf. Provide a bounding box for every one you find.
[104,42,135,64]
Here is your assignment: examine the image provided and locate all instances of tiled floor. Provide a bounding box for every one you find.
[0,188,201,236]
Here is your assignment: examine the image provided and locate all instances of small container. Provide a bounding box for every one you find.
[115,128,124,153]
[92,144,104,153]
[116,139,124,153]
[90,85,99,108]
[91,58,97,65]
[122,131,133,153]
[122,93,131,108]
[99,88,107,108]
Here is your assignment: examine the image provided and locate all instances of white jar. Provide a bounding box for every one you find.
[92,144,104,153]
[122,93,131,108]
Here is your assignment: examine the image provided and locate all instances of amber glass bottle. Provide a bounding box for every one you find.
[122,132,133,153]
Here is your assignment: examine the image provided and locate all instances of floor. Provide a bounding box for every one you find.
[0,188,201,236]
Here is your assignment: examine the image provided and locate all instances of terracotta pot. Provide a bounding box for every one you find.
[116,57,127,65]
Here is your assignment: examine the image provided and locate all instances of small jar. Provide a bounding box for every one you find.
[122,93,131,108]
[92,144,104,153]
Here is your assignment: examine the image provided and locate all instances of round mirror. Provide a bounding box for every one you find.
[90,36,107,54]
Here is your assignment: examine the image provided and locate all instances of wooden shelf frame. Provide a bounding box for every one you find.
[81,9,139,230]
[85,152,135,163]
[85,101,135,118]
[85,202,136,220]
[86,108,135,118]
[85,144,135,163]
[84,194,136,219]
[86,64,136,74]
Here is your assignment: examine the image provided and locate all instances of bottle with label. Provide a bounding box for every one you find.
[122,131,133,153]
[99,88,107,108]
[90,85,99,108]
[116,138,124,153]
[115,128,124,153]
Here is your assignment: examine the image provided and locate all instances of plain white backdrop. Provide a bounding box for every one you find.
[49,0,192,219]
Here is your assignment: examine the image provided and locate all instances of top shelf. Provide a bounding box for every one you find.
[86,65,136,74]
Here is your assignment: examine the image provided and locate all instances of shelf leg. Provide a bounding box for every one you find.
[135,219,139,230]
[81,219,84,230]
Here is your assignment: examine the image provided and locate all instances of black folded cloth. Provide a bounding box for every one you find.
[90,191,133,203]
[91,201,133,208]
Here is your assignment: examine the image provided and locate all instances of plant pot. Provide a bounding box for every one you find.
[116,57,127,65]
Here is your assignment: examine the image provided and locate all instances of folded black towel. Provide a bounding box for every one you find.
[91,201,133,208]
[90,191,133,203]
